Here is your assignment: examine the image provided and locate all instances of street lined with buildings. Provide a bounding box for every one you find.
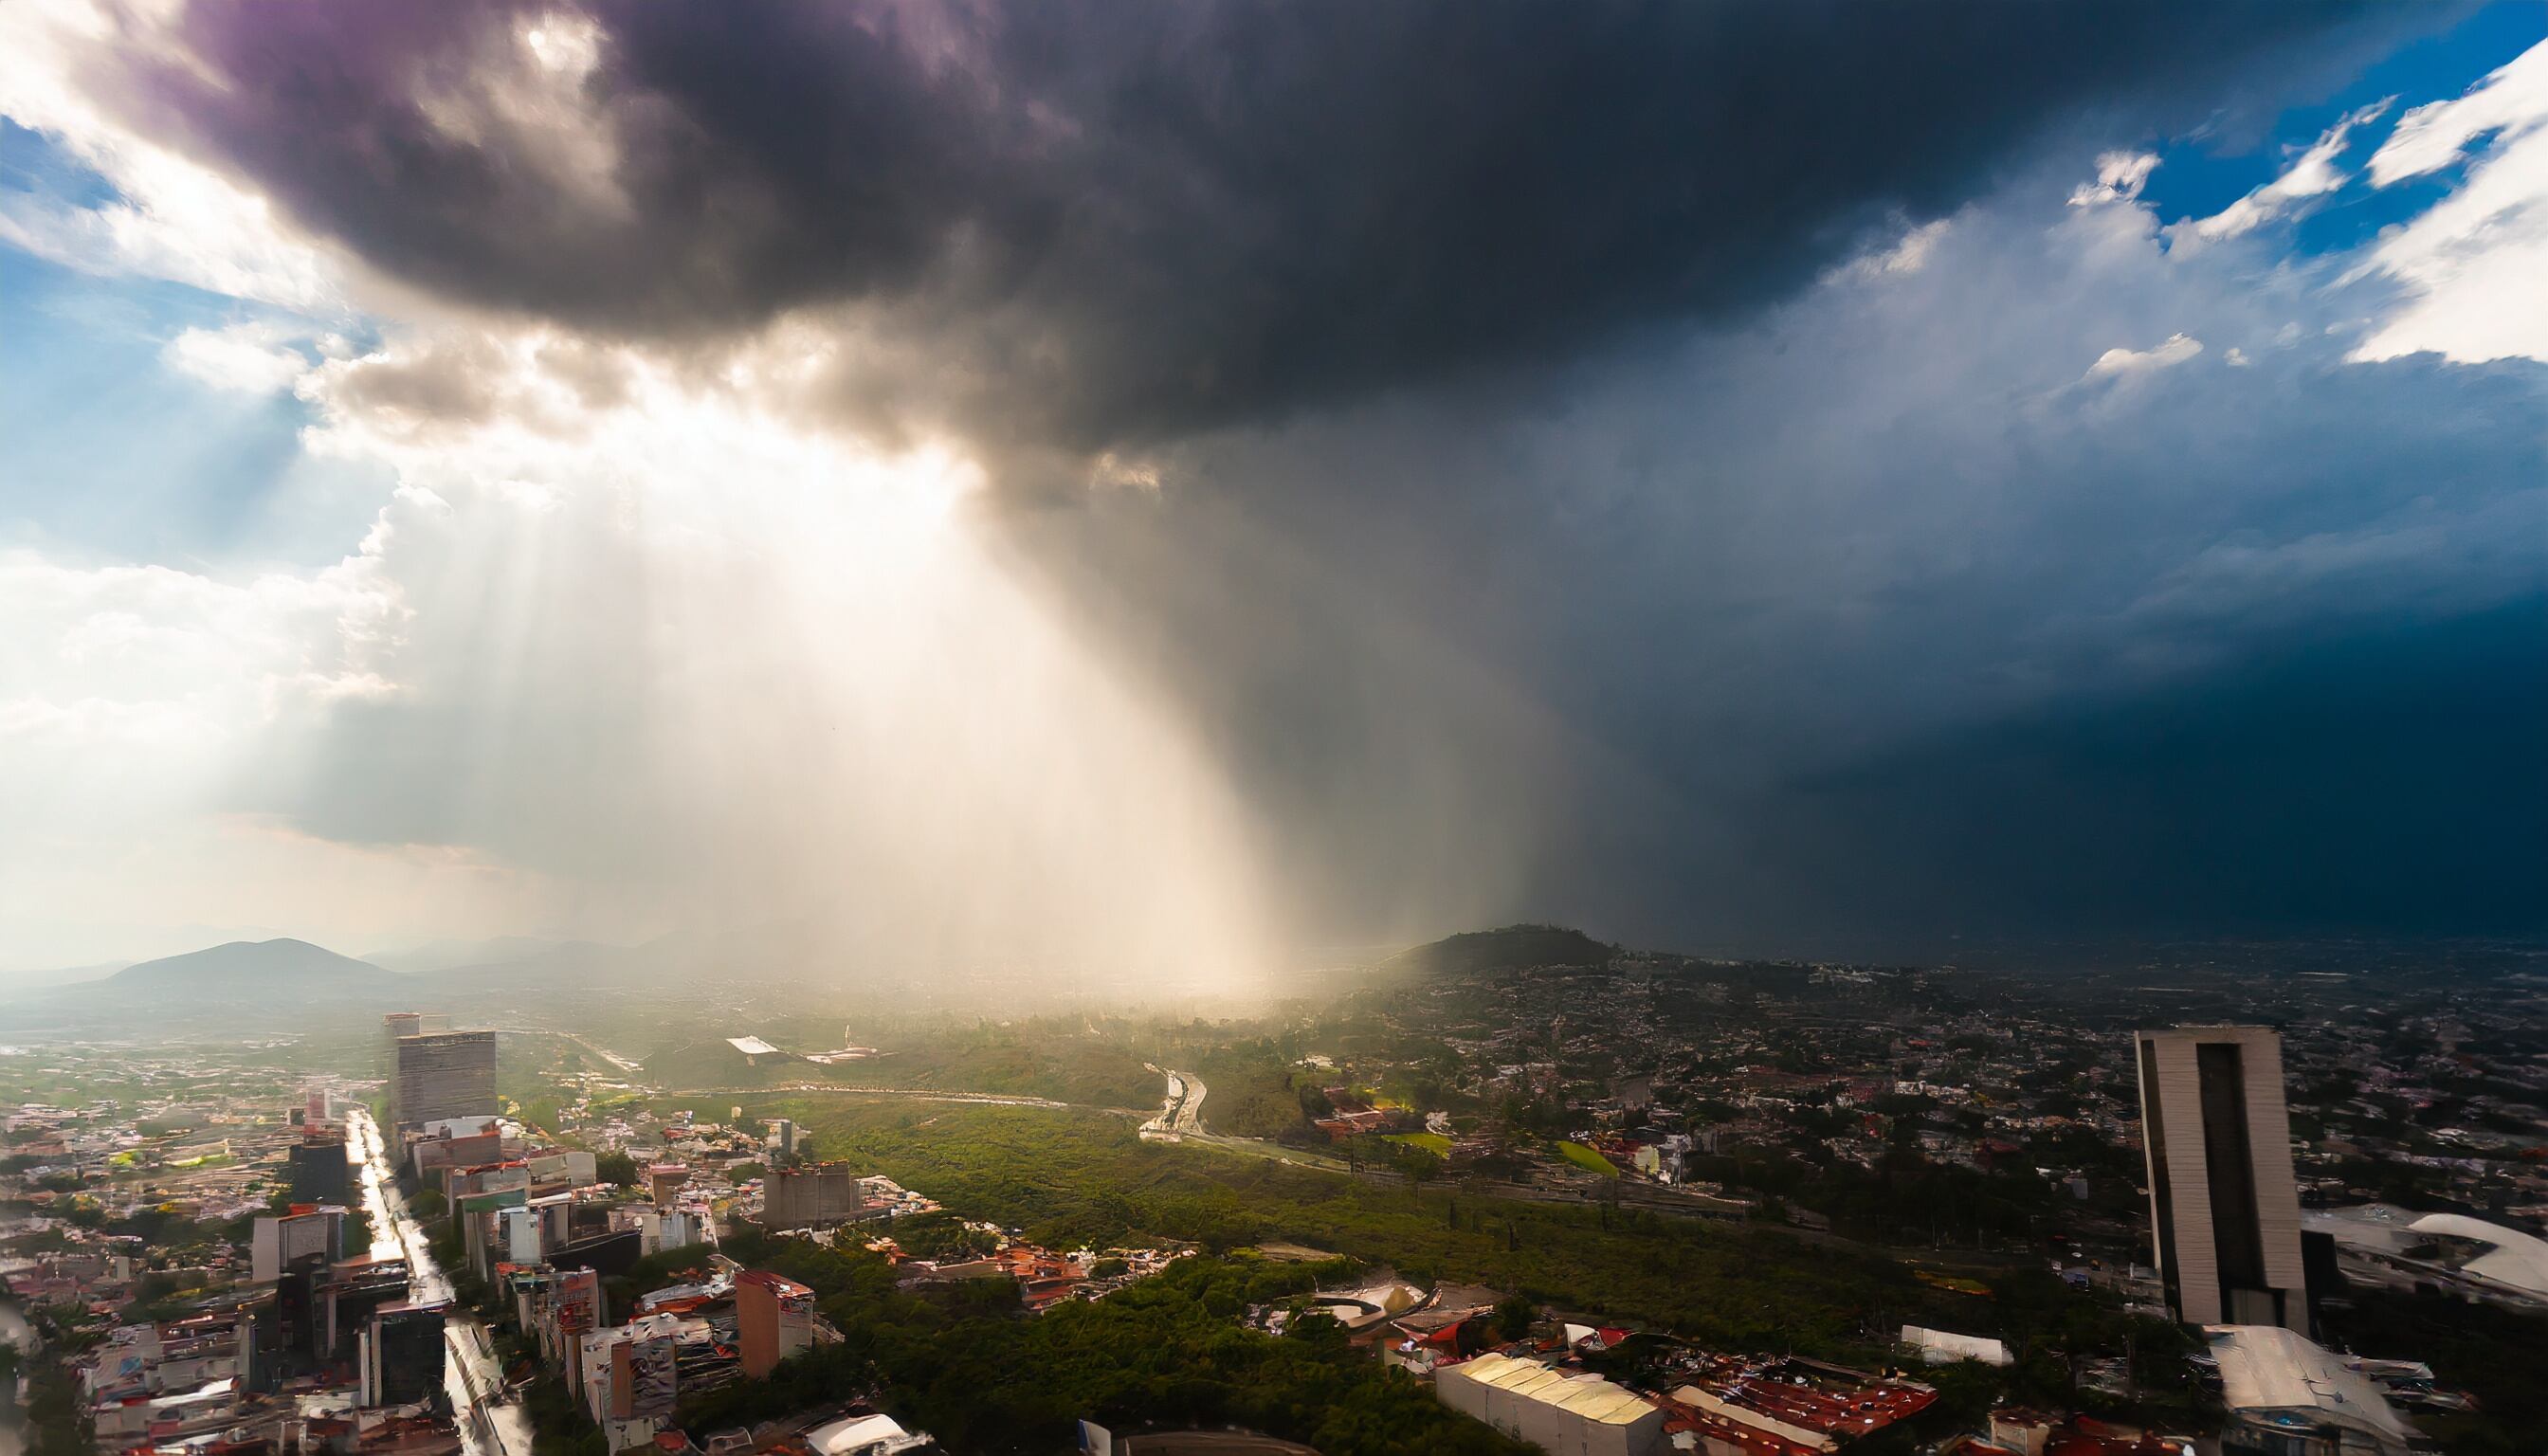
[350,1106,527,1456]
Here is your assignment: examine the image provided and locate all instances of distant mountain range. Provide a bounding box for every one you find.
[2,921,1603,1033]
[8,926,775,1023]
[37,923,1609,1002]
[102,937,401,996]
[6,934,645,1030]
[0,959,128,991]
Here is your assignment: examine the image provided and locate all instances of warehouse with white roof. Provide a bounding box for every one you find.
[1435,1353,1665,1456]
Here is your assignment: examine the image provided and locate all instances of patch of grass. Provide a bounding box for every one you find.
[1386,1132,1452,1156]
[1556,1140,1620,1176]
[1192,1045,1304,1138]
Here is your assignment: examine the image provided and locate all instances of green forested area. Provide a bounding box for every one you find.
[758,1096,1935,1355]
[825,1021,1160,1108]
[643,1019,1163,1109]
[661,1238,1533,1455]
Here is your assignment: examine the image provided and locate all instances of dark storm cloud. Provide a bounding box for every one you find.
[985,183,2548,951]
[121,0,2423,450]
[1758,599,2548,946]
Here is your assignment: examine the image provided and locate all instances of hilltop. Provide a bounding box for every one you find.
[1386,924,1615,977]
[103,938,398,996]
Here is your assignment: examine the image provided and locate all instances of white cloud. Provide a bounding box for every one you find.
[162,322,314,393]
[0,491,417,966]
[1836,217,1955,282]
[2084,331,2203,380]
[2369,42,2548,184]
[0,543,404,753]
[2,328,1283,984]
[2068,151,2158,208]
[2351,40,2548,364]
[2180,100,2387,243]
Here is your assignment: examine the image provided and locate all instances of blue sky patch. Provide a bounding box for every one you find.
[2138,2,2544,253]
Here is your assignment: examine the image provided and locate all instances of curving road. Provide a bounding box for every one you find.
[1139,1067,1208,1138]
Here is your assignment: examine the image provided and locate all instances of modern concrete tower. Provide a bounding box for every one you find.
[392,1028,497,1134]
[2135,1026,2308,1330]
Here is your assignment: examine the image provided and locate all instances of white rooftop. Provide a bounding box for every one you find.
[807,1413,928,1456]
[725,1036,783,1057]
[2408,1212,2548,1299]
[1448,1353,1657,1425]
[1902,1324,2011,1366]
[2208,1324,2415,1453]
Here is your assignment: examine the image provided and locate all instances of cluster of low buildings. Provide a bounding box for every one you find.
[388,1049,1199,1452]
[368,1019,953,1456]
[1390,1020,2502,1456]
[5,1009,761,1456]
[880,1236,1188,1313]
[411,1110,707,1283]
[7,1074,363,1243]
[476,1166,1192,1454]
[1233,1266,1963,1456]
[1320,946,2547,1261]
[467,1217,946,1456]
[1442,1345,1961,1456]
[1306,1087,1420,1140]
[498,1258,829,1451]
[1260,1273,1959,1456]
[52,1091,464,1456]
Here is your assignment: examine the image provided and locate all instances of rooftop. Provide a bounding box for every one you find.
[2207,1325,2415,1451]
[1449,1353,1656,1426]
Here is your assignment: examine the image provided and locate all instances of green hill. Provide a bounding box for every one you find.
[1387,924,1613,976]
[106,937,394,993]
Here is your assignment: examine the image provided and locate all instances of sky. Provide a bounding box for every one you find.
[1,0,2543,978]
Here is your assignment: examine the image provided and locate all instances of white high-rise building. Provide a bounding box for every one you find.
[2135,1026,2307,1330]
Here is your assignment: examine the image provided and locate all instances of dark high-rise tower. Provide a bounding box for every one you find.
[286,1133,353,1204]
